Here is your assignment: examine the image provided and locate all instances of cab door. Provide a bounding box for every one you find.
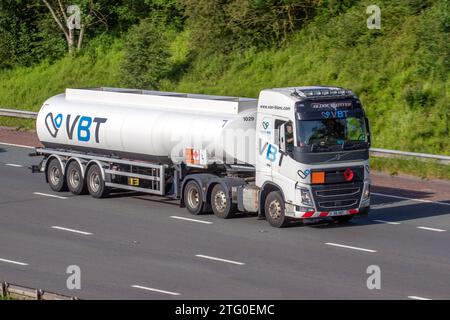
[255,115,275,187]
[272,118,299,205]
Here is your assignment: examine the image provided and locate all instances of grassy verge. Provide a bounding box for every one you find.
[370,157,450,181]
[0,38,123,130]
[0,117,35,130]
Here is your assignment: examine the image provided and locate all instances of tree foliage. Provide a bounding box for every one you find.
[0,0,183,68]
[120,18,172,89]
[183,0,320,54]
[1,0,319,68]
[0,0,39,68]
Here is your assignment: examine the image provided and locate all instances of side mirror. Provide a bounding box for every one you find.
[365,117,371,147]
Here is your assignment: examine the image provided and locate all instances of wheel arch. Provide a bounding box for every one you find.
[180,174,245,208]
[44,154,66,183]
[205,177,245,206]
[65,157,86,178]
[180,173,216,208]
[85,160,106,180]
[259,181,285,218]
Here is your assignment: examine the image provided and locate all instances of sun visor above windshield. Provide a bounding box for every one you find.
[296,98,365,120]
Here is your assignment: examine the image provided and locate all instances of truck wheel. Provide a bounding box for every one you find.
[332,215,353,223]
[265,191,289,228]
[184,180,204,215]
[66,161,87,195]
[47,158,67,192]
[86,164,108,198]
[211,184,236,219]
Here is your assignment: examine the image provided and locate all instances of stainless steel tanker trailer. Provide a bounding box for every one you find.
[33,86,372,227]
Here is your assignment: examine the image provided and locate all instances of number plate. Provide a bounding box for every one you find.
[128,177,139,186]
[328,210,347,217]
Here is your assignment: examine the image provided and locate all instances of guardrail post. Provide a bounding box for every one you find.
[36,289,43,300]
[1,282,6,297]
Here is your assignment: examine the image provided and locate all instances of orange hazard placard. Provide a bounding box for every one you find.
[185,148,193,163]
[311,171,325,184]
[192,149,200,164]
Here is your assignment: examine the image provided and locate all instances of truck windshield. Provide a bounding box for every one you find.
[297,117,368,152]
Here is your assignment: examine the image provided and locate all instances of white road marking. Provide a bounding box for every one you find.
[51,226,92,235]
[371,200,415,210]
[196,254,246,265]
[0,142,35,149]
[170,216,213,224]
[5,163,23,167]
[373,219,401,225]
[325,242,377,253]
[0,258,29,266]
[131,285,180,296]
[408,296,432,300]
[373,192,450,207]
[417,226,446,232]
[33,192,67,200]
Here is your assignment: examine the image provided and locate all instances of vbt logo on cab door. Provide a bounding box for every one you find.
[259,140,279,163]
[45,112,107,143]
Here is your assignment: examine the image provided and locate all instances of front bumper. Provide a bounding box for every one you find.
[294,206,370,219]
[290,179,370,219]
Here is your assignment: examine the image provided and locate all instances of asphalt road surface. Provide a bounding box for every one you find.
[0,142,449,300]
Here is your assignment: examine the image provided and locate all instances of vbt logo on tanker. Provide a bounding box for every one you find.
[45,112,107,143]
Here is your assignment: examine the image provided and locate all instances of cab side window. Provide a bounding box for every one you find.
[275,120,294,153]
[274,120,284,147]
[284,121,294,152]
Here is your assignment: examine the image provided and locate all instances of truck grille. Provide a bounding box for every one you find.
[316,187,360,197]
[312,182,362,212]
[319,199,358,209]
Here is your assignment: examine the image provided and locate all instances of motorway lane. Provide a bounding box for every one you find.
[0,143,449,299]
[0,166,390,299]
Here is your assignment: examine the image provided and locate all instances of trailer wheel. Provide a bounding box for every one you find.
[86,164,108,198]
[46,158,67,192]
[265,191,289,228]
[184,180,203,215]
[66,161,87,195]
[332,215,353,223]
[211,184,236,219]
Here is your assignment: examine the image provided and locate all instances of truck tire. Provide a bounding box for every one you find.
[332,215,353,223]
[265,191,289,228]
[86,164,108,198]
[211,184,237,219]
[184,180,204,215]
[66,161,87,195]
[47,158,67,192]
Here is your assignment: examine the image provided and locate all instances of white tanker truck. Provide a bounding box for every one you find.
[33,86,371,227]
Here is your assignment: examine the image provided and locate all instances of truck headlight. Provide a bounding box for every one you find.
[362,184,370,200]
[300,188,314,206]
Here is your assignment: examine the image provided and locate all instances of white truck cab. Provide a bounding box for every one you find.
[254,87,371,227]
